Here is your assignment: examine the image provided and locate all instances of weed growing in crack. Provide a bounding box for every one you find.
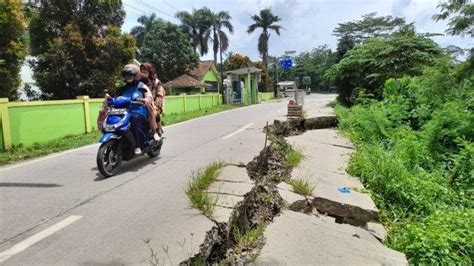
[186,161,225,217]
[268,134,305,168]
[289,178,316,196]
[284,147,305,167]
[232,224,265,254]
[258,192,274,203]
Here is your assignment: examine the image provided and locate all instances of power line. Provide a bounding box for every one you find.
[162,0,179,11]
[124,3,149,15]
[135,0,173,18]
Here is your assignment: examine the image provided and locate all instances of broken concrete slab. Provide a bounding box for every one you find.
[213,206,234,223]
[365,222,388,242]
[314,195,378,224]
[205,165,254,223]
[256,211,407,265]
[304,116,338,130]
[213,194,244,209]
[207,181,254,196]
[277,185,311,212]
[288,129,379,224]
[215,165,253,184]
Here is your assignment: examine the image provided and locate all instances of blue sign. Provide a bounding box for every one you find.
[280,58,293,69]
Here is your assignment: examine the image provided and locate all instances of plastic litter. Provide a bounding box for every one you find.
[338,187,351,194]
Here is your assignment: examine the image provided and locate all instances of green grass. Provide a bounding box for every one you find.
[0,105,236,166]
[268,134,305,168]
[288,178,316,196]
[185,161,225,217]
[232,224,265,254]
[0,131,102,166]
[283,148,305,167]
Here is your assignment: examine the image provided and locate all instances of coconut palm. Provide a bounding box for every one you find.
[176,9,212,56]
[247,8,283,71]
[208,9,233,65]
[130,13,158,48]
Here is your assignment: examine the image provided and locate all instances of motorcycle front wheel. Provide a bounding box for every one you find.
[97,140,122,177]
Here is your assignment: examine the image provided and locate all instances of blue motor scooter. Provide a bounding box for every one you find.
[96,96,163,177]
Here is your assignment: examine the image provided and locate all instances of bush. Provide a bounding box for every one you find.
[337,57,473,263]
[389,209,473,264]
[325,32,443,105]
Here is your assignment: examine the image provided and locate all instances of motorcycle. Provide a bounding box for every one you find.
[96,96,163,177]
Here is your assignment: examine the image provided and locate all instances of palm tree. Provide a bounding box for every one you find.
[176,9,212,56]
[130,13,158,48]
[247,8,283,71]
[207,9,233,65]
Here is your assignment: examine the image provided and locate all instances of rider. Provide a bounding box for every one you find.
[115,64,155,155]
[140,63,165,137]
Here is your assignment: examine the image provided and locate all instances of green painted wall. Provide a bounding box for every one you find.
[169,87,202,95]
[201,95,213,109]
[203,69,219,82]
[259,92,274,101]
[0,94,223,150]
[164,96,185,115]
[90,102,103,130]
[185,96,200,112]
[242,76,249,105]
[9,104,85,147]
[0,116,3,149]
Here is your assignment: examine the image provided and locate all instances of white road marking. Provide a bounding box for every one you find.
[277,108,286,112]
[0,215,82,263]
[221,123,254,140]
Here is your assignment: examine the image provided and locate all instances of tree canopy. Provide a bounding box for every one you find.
[29,0,135,99]
[0,0,27,100]
[140,19,198,82]
[433,0,474,37]
[325,31,444,105]
[333,12,410,44]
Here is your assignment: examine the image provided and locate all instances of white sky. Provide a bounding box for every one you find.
[122,0,473,61]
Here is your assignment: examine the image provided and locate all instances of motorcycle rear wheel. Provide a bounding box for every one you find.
[147,140,163,158]
[97,140,122,177]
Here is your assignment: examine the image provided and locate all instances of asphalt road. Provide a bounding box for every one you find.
[0,94,336,265]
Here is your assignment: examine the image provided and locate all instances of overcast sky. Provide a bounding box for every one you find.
[122,0,473,61]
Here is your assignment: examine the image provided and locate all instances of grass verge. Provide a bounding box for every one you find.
[0,105,237,166]
[186,161,225,217]
[288,178,316,196]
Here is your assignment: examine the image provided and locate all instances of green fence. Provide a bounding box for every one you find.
[258,92,275,102]
[0,94,222,150]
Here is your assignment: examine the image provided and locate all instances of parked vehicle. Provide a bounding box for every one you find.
[96,96,163,177]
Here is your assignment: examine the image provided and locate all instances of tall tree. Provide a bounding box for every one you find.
[140,19,198,82]
[335,35,355,62]
[130,13,158,49]
[205,9,233,65]
[247,8,283,71]
[325,31,444,105]
[176,8,212,56]
[433,0,473,37]
[29,0,135,99]
[0,0,27,101]
[333,12,409,44]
